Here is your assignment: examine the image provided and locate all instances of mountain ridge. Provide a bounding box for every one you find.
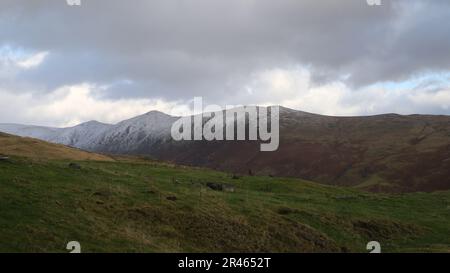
[1,107,450,193]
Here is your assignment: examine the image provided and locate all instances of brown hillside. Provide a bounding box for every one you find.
[150,109,450,193]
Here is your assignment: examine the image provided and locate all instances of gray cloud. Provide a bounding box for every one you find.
[0,0,449,116]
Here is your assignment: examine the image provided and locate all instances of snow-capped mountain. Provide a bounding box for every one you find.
[0,123,61,141]
[0,111,177,154]
[47,120,111,148]
[82,111,178,153]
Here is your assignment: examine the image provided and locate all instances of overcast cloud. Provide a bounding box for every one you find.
[0,0,449,126]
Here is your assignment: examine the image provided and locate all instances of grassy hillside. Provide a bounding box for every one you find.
[0,154,449,252]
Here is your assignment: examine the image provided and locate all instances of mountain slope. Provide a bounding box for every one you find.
[49,120,111,148]
[155,109,450,193]
[82,111,177,153]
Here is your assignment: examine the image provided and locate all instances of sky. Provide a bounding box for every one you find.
[0,0,449,127]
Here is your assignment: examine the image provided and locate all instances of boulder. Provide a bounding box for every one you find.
[68,163,82,170]
[166,196,177,201]
[206,182,235,192]
[0,156,10,162]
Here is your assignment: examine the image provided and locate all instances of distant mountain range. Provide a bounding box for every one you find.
[1,107,450,193]
[0,110,177,154]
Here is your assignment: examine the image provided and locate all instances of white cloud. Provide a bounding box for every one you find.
[0,84,187,127]
[0,46,49,81]
[409,89,450,110]
[0,67,449,128]
[16,51,49,69]
[236,67,450,116]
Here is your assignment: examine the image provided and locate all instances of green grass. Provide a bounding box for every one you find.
[0,156,449,253]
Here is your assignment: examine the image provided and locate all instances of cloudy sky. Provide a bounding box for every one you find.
[0,0,449,127]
